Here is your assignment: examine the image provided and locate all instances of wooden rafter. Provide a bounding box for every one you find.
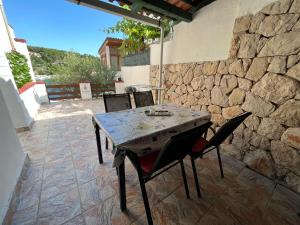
[135,0,193,22]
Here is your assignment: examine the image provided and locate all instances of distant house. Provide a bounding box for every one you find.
[98,37,123,71]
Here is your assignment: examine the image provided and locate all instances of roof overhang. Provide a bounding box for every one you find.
[67,0,216,27]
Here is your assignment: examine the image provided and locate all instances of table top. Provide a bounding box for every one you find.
[94,104,211,150]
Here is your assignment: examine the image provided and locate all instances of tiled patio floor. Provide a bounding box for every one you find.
[10,99,300,225]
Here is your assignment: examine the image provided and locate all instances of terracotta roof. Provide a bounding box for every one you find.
[14,38,27,43]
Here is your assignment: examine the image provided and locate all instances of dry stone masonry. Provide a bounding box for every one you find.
[150,0,300,193]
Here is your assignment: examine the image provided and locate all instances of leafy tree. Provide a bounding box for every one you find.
[104,15,171,55]
[28,46,66,75]
[51,53,116,84]
[6,51,32,88]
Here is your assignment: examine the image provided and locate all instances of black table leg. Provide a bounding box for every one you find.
[118,161,126,211]
[94,123,103,164]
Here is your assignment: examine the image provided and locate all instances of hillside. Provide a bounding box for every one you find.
[28,46,98,75]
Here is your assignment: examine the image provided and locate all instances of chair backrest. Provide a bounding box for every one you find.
[133,91,154,108]
[207,112,252,148]
[152,121,213,172]
[103,93,132,112]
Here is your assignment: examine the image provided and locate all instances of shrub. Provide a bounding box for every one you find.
[6,51,32,89]
[51,53,116,84]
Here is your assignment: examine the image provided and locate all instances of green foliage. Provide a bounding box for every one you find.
[28,46,66,75]
[104,17,171,55]
[6,51,32,89]
[51,53,116,84]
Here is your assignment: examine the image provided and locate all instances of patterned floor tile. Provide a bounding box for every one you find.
[79,176,115,210]
[38,188,81,225]
[264,184,300,225]
[10,99,300,225]
[83,196,141,225]
[11,204,38,225]
[16,179,42,211]
[74,158,108,184]
[41,169,77,201]
[62,214,85,225]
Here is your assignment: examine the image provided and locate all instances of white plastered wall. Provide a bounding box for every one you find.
[0,87,26,224]
[120,65,151,90]
[150,0,276,65]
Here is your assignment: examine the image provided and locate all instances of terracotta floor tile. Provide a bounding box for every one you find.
[38,188,81,225]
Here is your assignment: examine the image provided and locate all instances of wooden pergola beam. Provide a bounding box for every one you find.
[136,0,193,22]
[67,0,160,27]
[181,0,198,7]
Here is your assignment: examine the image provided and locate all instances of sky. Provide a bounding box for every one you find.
[3,0,123,56]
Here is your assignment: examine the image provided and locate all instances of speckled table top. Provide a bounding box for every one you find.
[94,104,211,151]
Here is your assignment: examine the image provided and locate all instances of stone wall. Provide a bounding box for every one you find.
[150,0,300,193]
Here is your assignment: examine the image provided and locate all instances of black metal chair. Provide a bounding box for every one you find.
[189,112,252,198]
[133,90,154,108]
[103,93,132,149]
[124,122,212,225]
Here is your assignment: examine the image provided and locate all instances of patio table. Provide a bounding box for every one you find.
[92,104,211,211]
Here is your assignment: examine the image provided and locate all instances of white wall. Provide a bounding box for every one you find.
[0,0,13,53]
[150,0,276,65]
[121,65,151,90]
[0,87,26,224]
[19,83,48,120]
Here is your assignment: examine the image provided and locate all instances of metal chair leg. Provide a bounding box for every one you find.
[137,173,153,225]
[180,160,190,199]
[105,137,109,150]
[216,146,224,178]
[190,157,202,198]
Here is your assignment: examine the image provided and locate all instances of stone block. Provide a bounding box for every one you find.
[259,32,300,57]
[271,99,300,127]
[257,118,285,140]
[222,106,244,119]
[243,149,274,177]
[281,128,300,149]
[251,73,299,104]
[238,34,260,58]
[233,15,252,33]
[267,56,287,74]
[260,0,293,14]
[229,88,246,106]
[246,57,269,81]
[211,86,229,107]
[242,93,275,117]
[286,62,300,82]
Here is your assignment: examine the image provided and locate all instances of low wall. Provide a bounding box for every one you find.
[120,65,151,91]
[19,82,48,124]
[151,0,300,193]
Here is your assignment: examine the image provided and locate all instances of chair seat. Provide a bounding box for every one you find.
[192,137,209,153]
[139,151,160,174]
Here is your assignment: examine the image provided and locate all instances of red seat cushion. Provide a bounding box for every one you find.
[192,137,209,153]
[138,151,160,174]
